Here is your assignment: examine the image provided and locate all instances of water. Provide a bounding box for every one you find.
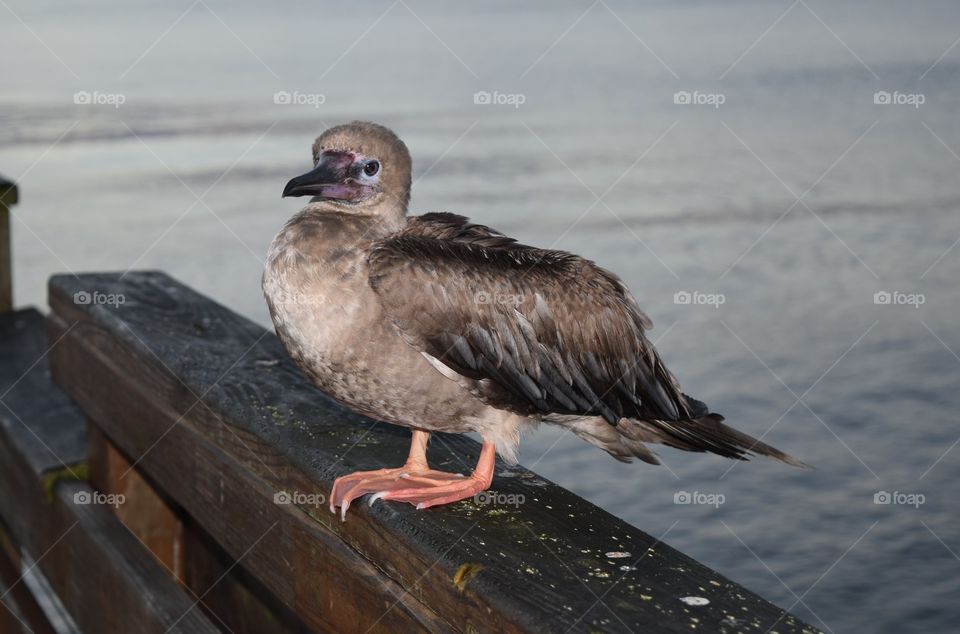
[3,1,960,631]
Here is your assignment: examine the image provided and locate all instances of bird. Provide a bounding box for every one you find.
[263,121,804,520]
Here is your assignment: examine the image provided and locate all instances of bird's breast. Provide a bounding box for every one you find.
[260,212,489,431]
[263,228,373,367]
[261,216,414,414]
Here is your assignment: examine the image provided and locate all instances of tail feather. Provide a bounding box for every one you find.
[621,414,810,468]
[553,415,662,465]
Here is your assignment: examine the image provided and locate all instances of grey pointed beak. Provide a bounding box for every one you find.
[282,153,350,198]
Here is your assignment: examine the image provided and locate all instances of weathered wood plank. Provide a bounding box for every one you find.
[0,309,86,477]
[0,308,86,555]
[88,423,317,634]
[87,424,186,584]
[47,271,817,633]
[0,308,220,634]
[183,519,315,634]
[0,521,57,634]
[39,481,220,634]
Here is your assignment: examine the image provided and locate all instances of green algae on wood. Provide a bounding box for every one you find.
[41,461,89,503]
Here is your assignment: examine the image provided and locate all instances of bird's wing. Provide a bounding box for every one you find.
[367,213,702,424]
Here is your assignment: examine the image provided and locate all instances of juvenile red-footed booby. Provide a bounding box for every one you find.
[264,121,804,520]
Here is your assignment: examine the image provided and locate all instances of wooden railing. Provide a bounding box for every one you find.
[38,270,816,633]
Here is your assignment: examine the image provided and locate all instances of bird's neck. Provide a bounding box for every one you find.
[294,201,408,235]
[303,199,407,232]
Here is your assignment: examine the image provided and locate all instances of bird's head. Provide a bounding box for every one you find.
[282,121,412,217]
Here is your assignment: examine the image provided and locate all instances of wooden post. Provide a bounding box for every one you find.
[0,174,18,314]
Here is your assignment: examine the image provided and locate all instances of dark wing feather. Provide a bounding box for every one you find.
[367,213,702,425]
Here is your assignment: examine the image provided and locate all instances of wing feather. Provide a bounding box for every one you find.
[367,212,695,424]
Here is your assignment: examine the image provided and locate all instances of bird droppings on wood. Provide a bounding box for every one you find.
[452,563,484,592]
[265,404,286,425]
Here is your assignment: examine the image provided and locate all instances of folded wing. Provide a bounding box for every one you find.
[367,213,702,425]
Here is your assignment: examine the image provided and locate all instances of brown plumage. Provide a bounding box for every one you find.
[264,121,805,518]
[368,212,802,465]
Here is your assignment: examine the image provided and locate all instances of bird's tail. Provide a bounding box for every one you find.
[619,414,810,468]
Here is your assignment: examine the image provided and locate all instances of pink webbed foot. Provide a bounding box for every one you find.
[329,466,465,521]
[368,470,493,510]
[328,431,498,520]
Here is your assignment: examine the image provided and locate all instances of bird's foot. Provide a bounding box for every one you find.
[330,437,497,520]
[329,465,466,521]
[368,471,493,511]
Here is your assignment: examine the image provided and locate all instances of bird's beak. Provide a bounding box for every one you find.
[282,150,369,201]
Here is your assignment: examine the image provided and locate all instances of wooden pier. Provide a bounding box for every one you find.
[0,175,818,633]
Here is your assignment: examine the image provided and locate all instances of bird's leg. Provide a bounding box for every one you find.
[329,430,470,520]
[368,439,496,511]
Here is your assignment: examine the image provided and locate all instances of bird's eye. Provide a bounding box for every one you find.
[363,160,380,177]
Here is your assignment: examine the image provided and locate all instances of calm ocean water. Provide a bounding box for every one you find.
[3,1,960,631]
